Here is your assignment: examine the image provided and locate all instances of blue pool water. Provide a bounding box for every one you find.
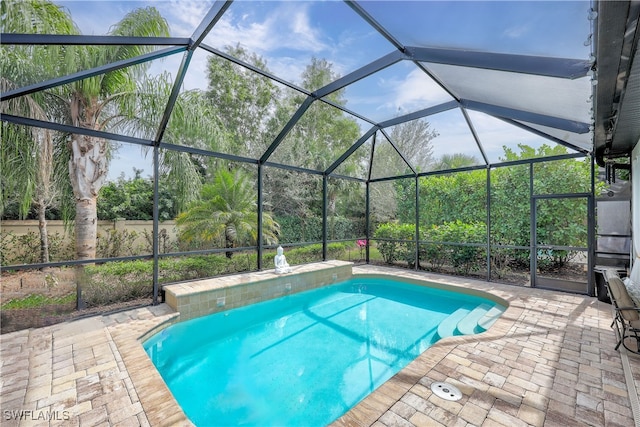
[144,277,504,426]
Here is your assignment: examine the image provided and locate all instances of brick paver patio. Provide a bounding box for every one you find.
[1,266,638,426]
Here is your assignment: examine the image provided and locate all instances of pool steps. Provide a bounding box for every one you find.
[437,308,471,338]
[437,303,505,338]
[477,304,506,330]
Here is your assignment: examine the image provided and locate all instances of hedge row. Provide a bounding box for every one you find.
[80,243,350,306]
[277,215,365,243]
[374,220,487,275]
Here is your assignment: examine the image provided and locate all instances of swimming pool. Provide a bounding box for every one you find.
[144,276,505,426]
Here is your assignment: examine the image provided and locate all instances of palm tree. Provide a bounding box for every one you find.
[176,168,280,258]
[2,1,220,261]
[52,7,171,261]
[1,0,75,263]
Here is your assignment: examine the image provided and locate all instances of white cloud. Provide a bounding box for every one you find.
[390,68,454,111]
[368,66,454,119]
[465,111,546,161]
[200,2,332,84]
[205,3,328,55]
[502,24,531,39]
[160,0,215,37]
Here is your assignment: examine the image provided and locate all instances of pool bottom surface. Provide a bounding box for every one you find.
[144,278,492,426]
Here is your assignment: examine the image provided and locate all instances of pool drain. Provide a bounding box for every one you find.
[430,382,462,401]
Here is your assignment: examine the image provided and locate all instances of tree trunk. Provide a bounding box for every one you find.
[74,197,98,260]
[68,133,108,260]
[225,224,234,259]
[328,194,336,241]
[35,128,54,265]
[37,200,50,264]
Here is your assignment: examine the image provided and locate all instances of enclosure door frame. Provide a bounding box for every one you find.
[530,193,595,295]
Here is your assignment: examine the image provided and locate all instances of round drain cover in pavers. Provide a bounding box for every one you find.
[430,382,463,401]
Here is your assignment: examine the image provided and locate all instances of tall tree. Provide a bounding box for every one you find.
[266,58,362,226]
[387,119,437,172]
[206,45,280,159]
[58,8,171,261]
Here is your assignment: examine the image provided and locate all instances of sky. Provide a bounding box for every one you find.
[54,0,595,180]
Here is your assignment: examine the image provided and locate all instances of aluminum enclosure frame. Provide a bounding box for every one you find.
[0,0,602,302]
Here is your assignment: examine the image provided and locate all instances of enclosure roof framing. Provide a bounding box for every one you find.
[1,0,638,181]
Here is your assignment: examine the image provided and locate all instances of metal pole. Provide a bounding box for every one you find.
[365,181,370,264]
[415,175,420,270]
[322,174,328,261]
[530,163,536,288]
[152,145,160,305]
[486,167,491,281]
[588,155,596,296]
[257,163,263,270]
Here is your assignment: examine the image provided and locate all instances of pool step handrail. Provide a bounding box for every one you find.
[456,303,492,335]
[437,308,471,338]
[477,304,506,331]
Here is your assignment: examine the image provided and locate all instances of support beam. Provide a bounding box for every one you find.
[202,42,376,126]
[345,0,406,52]
[368,132,378,182]
[414,175,420,270]
[462,99,591,134]
[497,117,591,154]
[156,1,231,144]
[369,173,415,183]
[365,181,371,264]
[486,168,491,281]
[322,175,328,261]
[529,164,536,288]
[0,33,189,46]
[154,51,193,143]
[264,161,324,176]
[1,46,185,101]
[257,163,264,270]
[408,46,591,79]
[190,1,233,49]
[326,125,379,175]
[379,128,416,175]
[378,101,458,128]
[158,142,257,164]
[325,173,366,183]
[152,146,160,305]
[460,106,489,165]
[418,164,487,178]
[201,43,310,95]
[0,114,154,146]
[261,97,315,164]
[313,50,406,99]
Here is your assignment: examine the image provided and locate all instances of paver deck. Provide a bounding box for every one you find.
[1,265,639,427]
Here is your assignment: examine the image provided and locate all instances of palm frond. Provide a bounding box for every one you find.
[175,168,280,251]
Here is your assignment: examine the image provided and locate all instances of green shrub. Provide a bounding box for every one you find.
[277,215,366,243]
[373,223,416,265]
[84,260,153,306]
[0,230,75,265]
[96,229,143,258]
[490,246,517,279]
[142,228,178,254]
[158,255,228,282]
[424,220,486,274]
[1,293,75,310]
